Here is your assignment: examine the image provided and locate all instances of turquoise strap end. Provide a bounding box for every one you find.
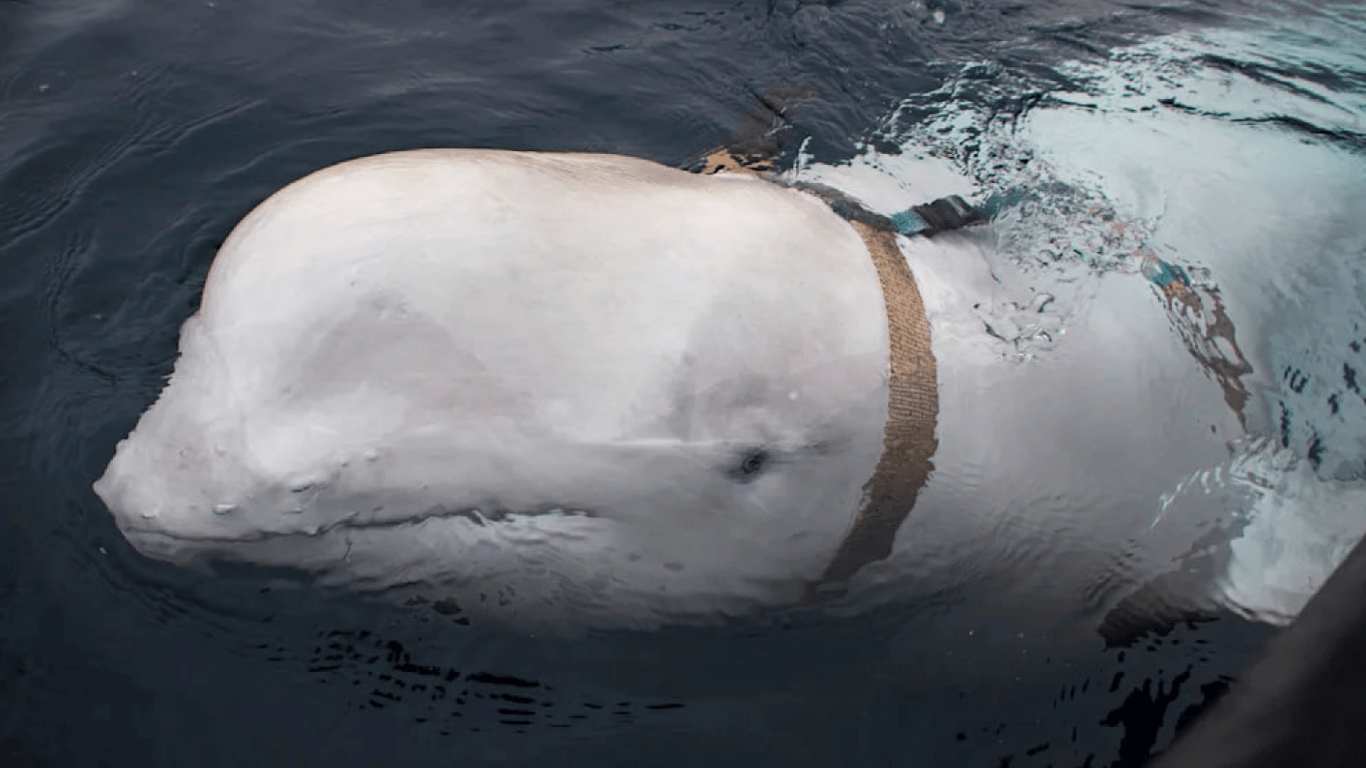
[890,209,929,236]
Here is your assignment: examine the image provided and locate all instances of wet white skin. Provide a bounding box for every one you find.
[94,150,892,629]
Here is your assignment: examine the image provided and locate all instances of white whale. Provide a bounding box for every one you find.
[95,149,936,628]
[94,141,1365,633]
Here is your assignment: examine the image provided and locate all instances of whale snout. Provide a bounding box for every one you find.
[93,374,328,558]
[94,424,252,556]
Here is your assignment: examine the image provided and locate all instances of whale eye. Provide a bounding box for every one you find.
[740,451,765,474]
[728,449,769,483]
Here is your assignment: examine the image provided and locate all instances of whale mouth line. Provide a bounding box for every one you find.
[122,504,602,545]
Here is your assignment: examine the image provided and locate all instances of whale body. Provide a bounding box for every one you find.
[95,144,1365,633]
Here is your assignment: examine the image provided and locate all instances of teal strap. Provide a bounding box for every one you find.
[888,186,1031,237]
[1143,259,1191,288]
[890,209,930,236]
[890,194,986,237]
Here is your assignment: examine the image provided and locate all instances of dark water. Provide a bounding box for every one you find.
[2,1,1363,766]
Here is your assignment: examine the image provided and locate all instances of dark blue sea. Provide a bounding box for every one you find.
[3,1,1365,766]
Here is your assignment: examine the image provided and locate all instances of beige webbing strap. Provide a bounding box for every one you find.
[809,221,939,598]
[687,157,940,598]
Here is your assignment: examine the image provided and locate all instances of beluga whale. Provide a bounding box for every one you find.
[95,130,1364,635]
[95,147,948,630]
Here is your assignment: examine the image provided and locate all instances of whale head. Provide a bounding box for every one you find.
[94,150,925,628]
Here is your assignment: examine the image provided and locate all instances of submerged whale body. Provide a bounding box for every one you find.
[95,149,924,628]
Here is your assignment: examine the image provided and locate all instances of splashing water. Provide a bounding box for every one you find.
[787,10,1366,627]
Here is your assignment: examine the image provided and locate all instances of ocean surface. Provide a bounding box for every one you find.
[3,1,1365,766]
